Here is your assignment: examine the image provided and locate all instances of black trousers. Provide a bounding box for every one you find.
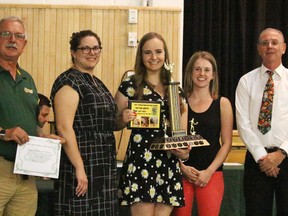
[244,151,288,216]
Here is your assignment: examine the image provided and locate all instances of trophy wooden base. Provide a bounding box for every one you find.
[150,134,209,150]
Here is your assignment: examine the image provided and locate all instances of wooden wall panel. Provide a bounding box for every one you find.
[0,4,181,161]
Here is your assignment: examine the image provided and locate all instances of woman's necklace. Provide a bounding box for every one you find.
[91,75,98,87]
[72,65,97,86]
[153,83,165,98]
[188,95,213,113]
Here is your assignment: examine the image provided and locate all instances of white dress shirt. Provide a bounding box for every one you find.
[236,64,288,162]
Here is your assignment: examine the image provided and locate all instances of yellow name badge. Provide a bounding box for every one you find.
[24,87,33,94]
[128,100,161,129]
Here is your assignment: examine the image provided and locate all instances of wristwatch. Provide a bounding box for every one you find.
[278,148,287,158]
[179,155,190,163]
[0,129,5,140]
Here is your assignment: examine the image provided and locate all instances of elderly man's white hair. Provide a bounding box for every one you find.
[0,16,26,39]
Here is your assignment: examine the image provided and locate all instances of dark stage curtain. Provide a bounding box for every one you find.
[183,0,288,128]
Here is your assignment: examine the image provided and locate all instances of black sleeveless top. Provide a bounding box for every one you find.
[184,97,223,171]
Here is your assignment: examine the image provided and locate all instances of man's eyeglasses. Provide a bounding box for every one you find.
[0,31,26,40]
[77,46,102,54]
[258,40,284,47]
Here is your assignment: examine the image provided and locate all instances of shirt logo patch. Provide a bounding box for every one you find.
[24,87,33,94]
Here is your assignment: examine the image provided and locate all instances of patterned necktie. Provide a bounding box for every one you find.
[258,70,274,134]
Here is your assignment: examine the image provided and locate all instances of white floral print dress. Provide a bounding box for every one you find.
[118,76,185,207]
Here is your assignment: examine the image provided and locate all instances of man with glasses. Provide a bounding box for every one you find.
[236,28,288,216]
[0,16,62,216]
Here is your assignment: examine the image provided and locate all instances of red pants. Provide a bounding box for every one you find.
[173,171,224,216]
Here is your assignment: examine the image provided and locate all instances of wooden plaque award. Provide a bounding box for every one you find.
[150,62,209,150]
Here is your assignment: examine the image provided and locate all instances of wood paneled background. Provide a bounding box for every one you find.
[0,4,181,160]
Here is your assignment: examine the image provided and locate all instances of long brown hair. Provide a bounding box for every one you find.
[133,32,172,99]
[184,51,219,99]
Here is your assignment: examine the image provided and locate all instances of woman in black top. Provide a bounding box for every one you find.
[173,51,233,216]
[51,30,118,216]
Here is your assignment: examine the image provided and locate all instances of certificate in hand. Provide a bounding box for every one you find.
[13,136,61,179]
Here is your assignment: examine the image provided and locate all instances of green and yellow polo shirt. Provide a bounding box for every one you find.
[0,66,38,161]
